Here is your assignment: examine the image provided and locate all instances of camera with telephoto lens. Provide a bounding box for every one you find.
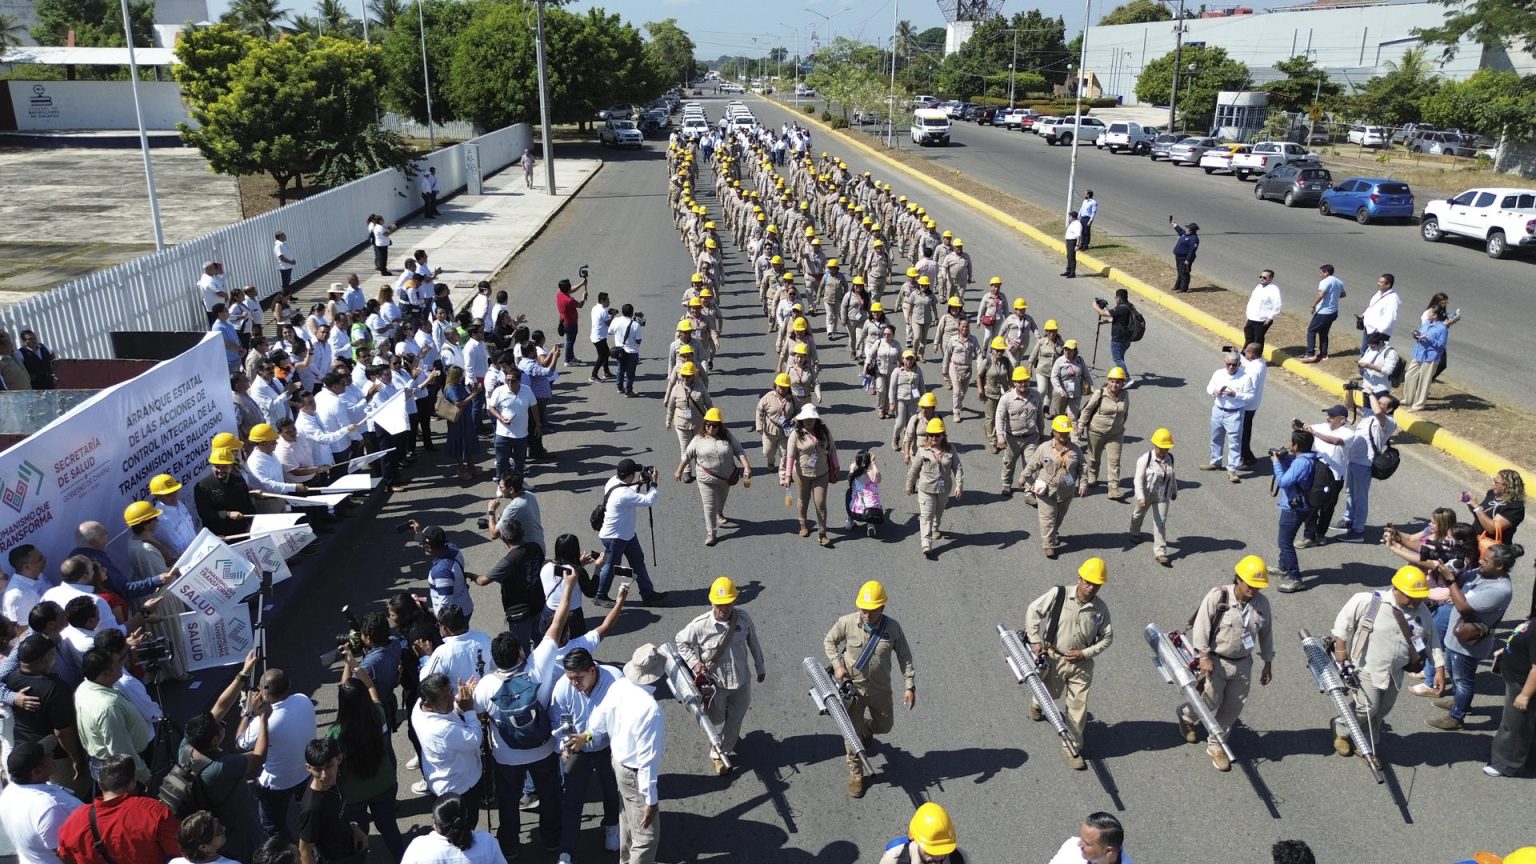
[134,636,173,665]
[1094,297,1109,309]
[634,311,647,327]
[476,515,490,529]
[334,605,364,654]
[1268,447,1288,459]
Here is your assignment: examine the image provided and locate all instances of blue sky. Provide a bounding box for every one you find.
[198,0,1142,58]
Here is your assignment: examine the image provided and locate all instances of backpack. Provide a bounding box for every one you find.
[1385,346,1406,389]
[488,670,552,750]
[1125,304,1147,342]
[157,754,211,819]
[589,482,623,531]
[1304,453,1334,510]
[1364,416,1400,481]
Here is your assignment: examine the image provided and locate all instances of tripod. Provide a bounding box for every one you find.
[474,649,496,831]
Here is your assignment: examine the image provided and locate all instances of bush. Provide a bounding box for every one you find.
[803,104,815,115]
[831,116,849,129]
[820,110,833,122]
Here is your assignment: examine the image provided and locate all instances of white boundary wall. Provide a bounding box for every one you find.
[0,122,533,359]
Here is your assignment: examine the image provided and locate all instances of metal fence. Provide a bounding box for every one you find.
[380,112,480,143]
[0,122,533,360]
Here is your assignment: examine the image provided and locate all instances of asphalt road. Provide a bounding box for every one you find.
[253,117,1527,864]
[793,100,1535,417]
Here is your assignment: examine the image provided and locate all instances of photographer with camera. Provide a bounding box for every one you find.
[594,459,665,608]
[485,471,544,552]
[1092,289,1138,384]
[610,305,645,398]
[556,271,590,364]
[342,612,401,732]
[1269,429,1320,594]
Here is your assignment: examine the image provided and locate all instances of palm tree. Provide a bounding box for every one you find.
[285,14,323,35]
[317,0,358,36]
[0,12,24,55]
[895,20,918,69]
[367,0,405,30]
[224,0,289,39]
[1382,46,1434,84]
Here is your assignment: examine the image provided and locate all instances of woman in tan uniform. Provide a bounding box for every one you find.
[889,350,925,450]
[905,417,964,558]
[754,373,802,471]
[943,319,981,423]
[1029,319,1064,409]
[676,407,752,547]
[664,360,713,483]
[780,317,820,373]
[932,297,965,373]
[1076,367,1131,498]
[870,325,902,419]
[841,277,870,359]
[781,404,840,546]
[786,343,821,404]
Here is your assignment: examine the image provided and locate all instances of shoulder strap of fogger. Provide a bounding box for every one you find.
[853,617,888,672]
[702,611,740,670]
[1385,604,1426,666]
[1349,591,1384,664]
[1044,585,1068,648]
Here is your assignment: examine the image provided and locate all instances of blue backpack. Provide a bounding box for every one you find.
[488,671,552,750]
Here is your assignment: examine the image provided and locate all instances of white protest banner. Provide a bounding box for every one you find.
[167,534,256,616]
[230,534,293,587]
[346,449,392,473]
[268,524,317,561]
[0,333,234,568]
[324,474,378,494]
[367,390,410,435]
[263,491,350,509]
[248,513,305,534]
[180,605,256,672]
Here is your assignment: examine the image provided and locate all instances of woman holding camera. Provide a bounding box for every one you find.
[677,408,752,547]
[782,405,840,547]
[1385,511,1478,696]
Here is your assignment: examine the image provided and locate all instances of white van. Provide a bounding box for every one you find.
[910,108,951,146]
[1102,121,1156,154]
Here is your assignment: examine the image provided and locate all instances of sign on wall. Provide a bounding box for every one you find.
[6,80,191,132]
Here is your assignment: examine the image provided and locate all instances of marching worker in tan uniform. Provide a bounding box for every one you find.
[1030,320,1065,408]
[675,576,766,773]
[1050,339,1093,419]
[867,239,892,303]
[905,417,963,559]
[996,367,1042,499]
[869,323,902,418]
[889,350,925,450]
[786,342,821,404]
[999,297,1037,365]
[901,393,940,464]
[904,277,940,361]
[977,277,1008,341]
[1024,557,1114,770]
[664,361,712,484]
[939,238,972,300]
[781,405,839,546]
[976,336,1013,450]
[1180,555,1275,772]
[842,277,871,357]
[1129,428,1178,566]
[932,298,965,374]
[755,373,802,471]
[676,408,752,547]
[824,580,916,798]
[821,259,848,339]
[1021,415,1083,559]
[943,319,981,422]
[1327,565,1441,759]
[1076,367,1131,498]
[878,803,967,863]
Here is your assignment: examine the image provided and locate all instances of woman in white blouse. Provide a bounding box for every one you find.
[400,794,507,864]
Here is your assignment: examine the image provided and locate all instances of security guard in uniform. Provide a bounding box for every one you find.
[1024,558,1113,770]
[878,802,967,863]
[824,580,916,798]
[674,576,766,775]
[1180,554,1275,772]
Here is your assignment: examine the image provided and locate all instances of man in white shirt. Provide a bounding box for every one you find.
[0,742,81,864]
[1340,395,1398,540]
[341,275,367,314]
[1202,352,1255,481]
[594,459,664,606]
[294,390,358,478]
[464,324,490,425]
[419,165,441,218]
[149,474,200,556]
[3,545,50,624]
[1355,272,1401,353]
[1078,190,1098,249]
[439,326,464,371]
[1243,269,1281,350]
[589,291,614,383]
[1061,211,1082,278]
[1305,404,1355,547]
[489,369,536,480]
[1044,812,1135,864]
[553,647,625,857]
[43,556,120,634]
[572,646,666,864]
[470,283,492,330]
[410,671,483,809]
[235,668,316,844]
[1354,331,1400,402]
[197,260,227,326]
[314,373,359,464]
[253,360,299,427]
[273,232,296,295]
[610,304,644,397]
[422,604,493,690]
[245,423,307,507]
[1238,342,1267,467]
[275,418,330,485]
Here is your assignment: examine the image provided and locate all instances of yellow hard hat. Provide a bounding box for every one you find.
[1043,319,1059,331]
[703,407,724,423]
[774,373,792,388]
[856,580,888,610]
[954,239,964,248]
[677,344,695,355]
[1502,849,1536,864]
[1051,415,1073,434]
[941,230,953,238]
[691,272,704,284]
[909,802,958,857]
[898,195,908,202]
[861,217,873,225]
[148,474,182,496]
[838,196,848,204]
[123,500,163,528]
[872,222,883,231]
[688,297,703,308]
[208,447,237,466]
[782,272,796,282]
[792,318,809,333]
[827,258,840,268]
[1392,565,1430,599]
[851,275,866,286]
[677,319,695,332]
[805,227,816,237]
[1151,428,1174,449]
[1064,339,1079,350]
[906,267,919,278]
[918,276,932,286]
[811,238,822,246]
[767,225,779,234]
[699,288,714,298]
[1235,555,1270,589]
[990,276,1004,286]
[709,576,739,605]
[1107,367,1128,381]
[679,361,698,376]
[946,296,962,308]
[248,423,278,444]
[770,255,783,265]
[1078,557,1108,585]
[1011,367,1031,382]
[211,432,240,450]
[873,239,885,248]
[705,238,718,249]
[990,336,1007,351]
[703,221,716,230]
[918,392,938,408]
[902,348,917,359]
[792,342,810,355]
[925,417,946,435]
[1012,297,1027,309]
[870,302,885,313]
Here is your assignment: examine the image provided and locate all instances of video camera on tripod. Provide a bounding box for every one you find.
[319,605,365,666]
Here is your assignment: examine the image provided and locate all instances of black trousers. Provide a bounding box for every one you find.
[591,340,612,378]
[1063,243,1077,276]
[1240,409,1258,465]
[1079,216,1093,249]
[1309,471,1344,539]
[1173,256,1193,292]
[1243,319,1272,349]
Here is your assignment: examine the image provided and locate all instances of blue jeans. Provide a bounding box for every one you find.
[616,350,639,393]
[1209,405,1242,470]
[1425,602,1453,680]
[563,323,579,359]
[494,434,528,480]
[560,745,620,855]
[1306,311,1338,356]
[494,753,563,854]
[344,782,405,861]
[1446,649,1481,721]
[597,534,656,597]
[1343,461,1372,532]
[1110,340,1129,376]
[1277,508,1304,582]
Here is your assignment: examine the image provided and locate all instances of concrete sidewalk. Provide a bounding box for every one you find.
[285,158,600,314]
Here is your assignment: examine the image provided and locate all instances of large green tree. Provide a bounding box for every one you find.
[379,0,474,124]
[1416,0,1536,58]
[1263,54,1343,113]
[1422,68,1536,141]
[644,18,697,89]
[1135,44,1250,127]
[1100,0,1172,25]
[176,27,411,202]
[1342,47,1441,125]
[31,0,153,51]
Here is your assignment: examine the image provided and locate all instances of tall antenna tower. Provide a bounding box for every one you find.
[938,0,1004,55]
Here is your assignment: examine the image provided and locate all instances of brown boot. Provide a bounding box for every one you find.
[848,773,866,798]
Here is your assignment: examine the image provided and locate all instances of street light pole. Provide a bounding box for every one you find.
[1065,0,1092,219]
[887,0,899,148]
[415,0,435,149]
[805,6,851,49]
[1167,0,1187,131]
[534,0,556,194]
[1009,28,1019,108]
[119,0,164,250]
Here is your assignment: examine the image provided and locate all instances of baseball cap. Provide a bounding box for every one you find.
[420,526,447,546]
[1324,404,1348,418]
[617,458,641,476]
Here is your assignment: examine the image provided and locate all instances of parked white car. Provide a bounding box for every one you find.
[1347,125,1388,148]
[1421,187,1536,259]
[1102,121,1158,154]
[1042,116,1106,145]
[911,108,952,146]
[1199,143,1251,174]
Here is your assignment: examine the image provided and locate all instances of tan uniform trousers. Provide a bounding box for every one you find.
[1128,492,1171,557]
[1084,429,1124,491]
[981,395,1000,444]
[912,323,933,358]
[616,764,659,864]
[847,687,895,776]
[796,473,829,530]
[891,397,917,449]
[1334,670,1399,743]
[761,431,787,471]
[916,491,947,546]
[1001,434,1039,489]
[675,425,698,478]
[1035,656,1094,745]
[705,680,752,753]
[1182,654,1252,746]
[948,365,973,416]
[696,476,729,536]
[873,369,895,412]
[1037,492,1072,551]
[1050,391,1081,420]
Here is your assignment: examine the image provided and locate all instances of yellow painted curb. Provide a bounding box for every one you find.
[771,97,1533,485]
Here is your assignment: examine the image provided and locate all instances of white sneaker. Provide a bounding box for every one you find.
[604,825,621,851]
[405,755,420,771]
[1409,683,1438,697]
[1483,764,1503,777]
[411,779,428,795]
[558,855,574,864]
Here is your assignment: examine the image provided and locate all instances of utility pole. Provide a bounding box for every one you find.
[1065,0,1092,219]
[534,0,556,194]
[415,0,434,149]
[1167,0,1187,131]
[887,0,899,147]
[1009,28,1019,108]
[119,0,164,250]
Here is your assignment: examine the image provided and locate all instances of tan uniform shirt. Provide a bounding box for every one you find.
[1025,587,1114,660]
[1332,591,1444,691]
[824,612,915,695]
[1078,388,1130,436]
[674,608,765,690]
[664,380,712,431]
[683,434,745,482]
[1030,337,1064,377]
[996,388,1043,437]
[755,390,801,439]
[1190,585,1276,662]
[1132,450,1177,501]
[905,445,963,495]
[977,355,1013,400]
[1023,440,1082,499]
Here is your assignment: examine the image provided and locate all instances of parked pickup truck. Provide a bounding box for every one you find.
[1420,187,1536,259]
[1232,141,1320,180]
